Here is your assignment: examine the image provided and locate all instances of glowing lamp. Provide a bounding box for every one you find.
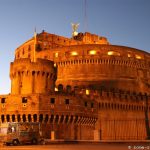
[55,87,58,91]
[54,63,57,67]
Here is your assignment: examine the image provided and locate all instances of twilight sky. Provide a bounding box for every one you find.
[0,0,150,94]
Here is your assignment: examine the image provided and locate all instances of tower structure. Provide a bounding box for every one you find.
[10,58,56,94]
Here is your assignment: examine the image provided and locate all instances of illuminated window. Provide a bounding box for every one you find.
[55,52,58,58]
[71,51,78,56]
[88,50,97,55]
[86,89,90,95]
[128,54,131,57]
[107,51,120,56]
[135,54,142,59]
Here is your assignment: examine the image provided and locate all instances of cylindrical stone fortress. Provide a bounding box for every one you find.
[10,58,56,94]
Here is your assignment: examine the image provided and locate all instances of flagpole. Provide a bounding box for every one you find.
[33,28,37,62]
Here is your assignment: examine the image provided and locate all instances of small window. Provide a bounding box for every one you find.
[50,98,55,104]
[22,97,27,103]
[128,54,131,57]
[135,54,142,59]
[1,98,6,103]
[88,50,97,55]
[107,51,120,56]
[86,89,90,95]
[85,101,87,107]
[71,51,78,56]
[65,99,69,105]
[17,52,20,58]
[28,54,30,58]
[91,102,94,108]
[22,48,25,55]
[54,52,58,58]
[28,45,31,51]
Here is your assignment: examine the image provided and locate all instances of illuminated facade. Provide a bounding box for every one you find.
[1,30,150,140]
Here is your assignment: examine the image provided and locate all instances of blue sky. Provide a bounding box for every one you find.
[0,0,150,94]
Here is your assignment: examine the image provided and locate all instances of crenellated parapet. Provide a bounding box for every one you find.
[41,45,150,92]
[76,88,150,114]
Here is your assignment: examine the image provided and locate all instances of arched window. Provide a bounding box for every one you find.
[55,115,59,123]
[23,114,26,122]
[12,115,15,122]
[17,114,21,122]
[45,114,49,123]
[6,115,10,122]
[1,115,5,122]
[39,114,43,122]
[33,114,37,122]
[66,85,71,93]
[58,84,63,92]
[50,115,54,123]
[28,114,31,122]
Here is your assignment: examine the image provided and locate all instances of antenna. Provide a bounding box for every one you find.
[84,0,88,32]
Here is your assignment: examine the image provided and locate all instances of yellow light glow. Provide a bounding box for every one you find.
[54,63,57,67]
[107,51,120,56]
[86,89,90,95]
[107,51,113,55]
[128,54,131,57]
[73,31,78,36]
[135,55,142,59]
[55,87,58,91]
[55,52,58,57]
[89,50,97,55]
[71,51,78,56]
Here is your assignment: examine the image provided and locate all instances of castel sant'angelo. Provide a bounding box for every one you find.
[1,25,150,141]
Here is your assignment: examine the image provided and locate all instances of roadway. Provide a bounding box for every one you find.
[1,143,150,150]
